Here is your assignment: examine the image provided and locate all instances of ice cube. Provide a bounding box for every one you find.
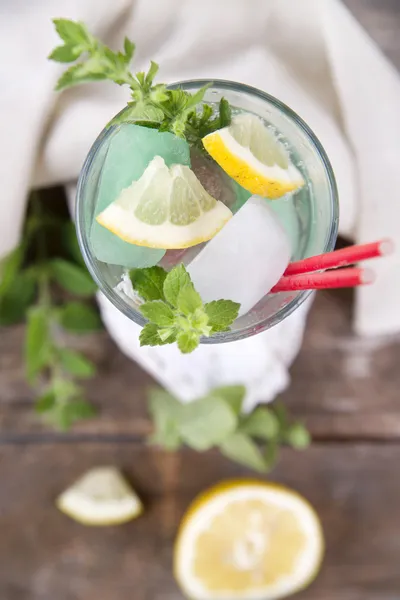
[90,124,191,268]
[187,196,292,317]
[266,193,300,250]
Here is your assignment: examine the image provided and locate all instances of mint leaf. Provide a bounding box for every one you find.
[273,402,289,431]
[205,300,240,332]
[218,97,231,128]
[0,246,23,297]
[35,391,56,414]
[209,385,246,415]
[130,266,167,301]
[59,302,102,333]
[48,44,81,62]
[220,433,268,472]
[52,378,80,401]
[61,223,85,266]
[272,402,293,442]
[118,101,164,124]
[161,85,212,137]
[50,19,233,142]
[123,38,135,65]
[52,19,91,46]
[185,83,211,109]
[0,271,36,326]
[25,306,50,382]
[158,327,176,342]
[186,95,232,145]
[139,323,166,346]
[50,259,97,296]
[240,407,279,440]
[200,104,213,124]
[178,396,237,451]
[67,399,96,419]
[177,283,203,316]
[133,263,239,352]
[150,84,169,104]
[285,423,311,449]
[177,330,200,354]
[264,442,279,470]
[59,348,96,379]
[163,264,190,307]
[55,399,96,430]
[148,388,182,450]
[191,308,212,336]
[55,61,108,91]
[140,300,175,327]
[145,61,159,86]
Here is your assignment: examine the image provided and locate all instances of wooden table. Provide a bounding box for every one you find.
[1,2,400,599]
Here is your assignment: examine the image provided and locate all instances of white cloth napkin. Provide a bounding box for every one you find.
[1,0,399,405]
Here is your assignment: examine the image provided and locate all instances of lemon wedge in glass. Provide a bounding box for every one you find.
[56,466,143,526]
[202,114,304,199]
[174,480,323,599]
[96,156,232,249]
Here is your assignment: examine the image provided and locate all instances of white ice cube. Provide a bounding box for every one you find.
[187,196,291,317]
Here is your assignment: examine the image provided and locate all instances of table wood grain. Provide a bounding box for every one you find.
[1,1,400,599]
[1,443,400,600]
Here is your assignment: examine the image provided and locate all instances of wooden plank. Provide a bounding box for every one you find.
[0,443,399,600]
[280,290,400,439]
[2,290,400,440]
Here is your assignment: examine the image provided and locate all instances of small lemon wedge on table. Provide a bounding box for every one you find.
[96,156,232,249]
[56,466,143,526]
[174,480,323,600]
[202,113,304,199]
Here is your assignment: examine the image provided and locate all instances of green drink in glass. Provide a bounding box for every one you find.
[49,19,338,351]
[76,80,338,345]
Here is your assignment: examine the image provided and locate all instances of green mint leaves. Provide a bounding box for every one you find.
[0,193,103,429]
[148,386,311,472]
[49,19,232,143]
[130,264,240,353]
[50,19,136,89]
[186,98,232,147]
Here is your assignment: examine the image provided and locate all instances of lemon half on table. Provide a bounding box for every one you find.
[56,466,143,526]
[202,114,304,199]
[174,480,323,600]
[96,156,232,249]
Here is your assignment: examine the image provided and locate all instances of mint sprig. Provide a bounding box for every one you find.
[0,193,102,429]
[148,386,311,472]
[130,264,240,353]
[186,98,232,147]
[50,19,137,89]
[49,19,232,143]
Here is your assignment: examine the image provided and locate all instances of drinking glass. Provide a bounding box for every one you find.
[76,80,339,343]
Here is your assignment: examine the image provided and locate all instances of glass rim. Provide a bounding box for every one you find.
[76,78,339,344]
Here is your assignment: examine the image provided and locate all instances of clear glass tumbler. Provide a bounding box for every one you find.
[76,80,339,344]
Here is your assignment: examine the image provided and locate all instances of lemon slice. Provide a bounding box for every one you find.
[174,480,323,600]
[96,156,232,249]
[202,114,304,199]
[56,466,143,526]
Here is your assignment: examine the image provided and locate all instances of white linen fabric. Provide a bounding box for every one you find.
[1,0,399,406]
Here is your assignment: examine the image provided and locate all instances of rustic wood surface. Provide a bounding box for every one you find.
[1,444,400,600]
[1,1,400,599]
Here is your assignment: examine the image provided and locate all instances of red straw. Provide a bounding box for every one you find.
[271,268,375,293]
[284,239,394,276]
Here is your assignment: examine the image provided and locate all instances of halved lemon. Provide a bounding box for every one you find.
[202,114,304,199]
[174,480,323,600]
[56,466,143,526]
[96,156,232,249]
